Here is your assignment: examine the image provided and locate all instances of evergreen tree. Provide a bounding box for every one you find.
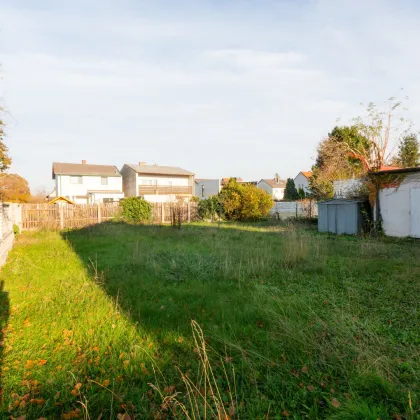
[284,178,299,200]
[298,188,305,200]
[397,134,419,167]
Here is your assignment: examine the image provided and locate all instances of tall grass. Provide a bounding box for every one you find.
[0,221,419,418]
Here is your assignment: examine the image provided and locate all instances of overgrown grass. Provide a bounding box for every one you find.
[0,221,419,419]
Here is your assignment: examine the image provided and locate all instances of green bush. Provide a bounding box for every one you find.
[298,187,306,199]
[120,197,152,222]
[198,196,223,220]
[218,178,273,221]
[13,223,20,238]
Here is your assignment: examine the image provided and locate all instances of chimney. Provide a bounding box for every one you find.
[82,160,86,164]
[139,162,147,166]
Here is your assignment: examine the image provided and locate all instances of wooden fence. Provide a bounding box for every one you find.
[21,202,198,230]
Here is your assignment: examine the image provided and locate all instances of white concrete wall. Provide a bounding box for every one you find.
[56,174,123,200]
[270,200,318,219]
[195,180,221,199]
[378,173,420,237]
[0,203,22,267]
[294,173,311,194]
[334,178,363,198]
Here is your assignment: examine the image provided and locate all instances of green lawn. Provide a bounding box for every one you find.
[0,221,419,419]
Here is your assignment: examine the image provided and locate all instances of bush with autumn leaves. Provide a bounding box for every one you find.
[199,178,273,221]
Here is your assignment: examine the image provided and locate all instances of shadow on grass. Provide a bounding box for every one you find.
[0,280,10,408]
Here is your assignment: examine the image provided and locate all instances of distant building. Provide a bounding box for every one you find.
[257,177,286,200]
[121,162,194,203]
[294,171,312,195]
[194,179,221,199]
[52,161,124,204]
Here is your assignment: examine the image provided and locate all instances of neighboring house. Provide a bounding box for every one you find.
[294,171,312,195]
[221,177,242,186]
[370,167,420,238]
[121,163,195,202]
[52,161,124,204]
[257,178,286,200]
[195,179,221,199]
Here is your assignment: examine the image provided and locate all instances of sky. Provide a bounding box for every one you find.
[1,0,420,192]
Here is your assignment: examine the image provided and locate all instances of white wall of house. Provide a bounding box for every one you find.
[377,173,420,238]
[137,175,190,186]
[195,180,221,199]
[257,180,272,195]
[257,180,284,200]
[294,173,311,194]
[272,187,285,200]
[55,175,123,203]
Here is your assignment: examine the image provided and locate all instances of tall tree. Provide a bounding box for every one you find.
[284,178,299,200]
[0,173,31,202]
[396,133,420,167]
[310,125,369,199]
[0,106,12,172]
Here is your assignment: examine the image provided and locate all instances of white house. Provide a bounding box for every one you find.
[194,179,221,199]
[371,167,420,238]
[257,178,286,200]
[294,171,312,195]
[121,163,195,203]
[52,161,124,204]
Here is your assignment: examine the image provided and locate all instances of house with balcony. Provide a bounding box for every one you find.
[52,161,124,204]
[121,163,195,202]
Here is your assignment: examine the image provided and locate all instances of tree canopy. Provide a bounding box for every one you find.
[0,107,12,172]
[0,173,31,202]
[396,133,419,168]
[284,178,299,200]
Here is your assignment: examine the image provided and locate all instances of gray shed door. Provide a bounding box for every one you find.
[411,188,420,238]
[327,205,336,233]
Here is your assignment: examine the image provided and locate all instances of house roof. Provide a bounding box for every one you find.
[52,162,121,178]
[259,179,286,188]
[125,164,194,176]
[369,166,420,175]
[195,178,218,183]
[300,171,312,179]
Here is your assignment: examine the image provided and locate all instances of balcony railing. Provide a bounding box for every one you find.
[138,185,193,195]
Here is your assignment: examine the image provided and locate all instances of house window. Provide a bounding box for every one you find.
[201,184,205,197]
[70,176,83,184]
[101,177,108,185]
[103,198,114,203]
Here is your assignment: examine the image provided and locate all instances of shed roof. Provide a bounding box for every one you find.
[369,166,420,176]
[125,164,194,176]
[53,162,121,178]
[318,198,365,205]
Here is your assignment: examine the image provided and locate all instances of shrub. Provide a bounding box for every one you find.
[120,197,152,222]
[298,187,305,199]
[198,196,223,220]
[218,178,273,221]
[13,223,20,238]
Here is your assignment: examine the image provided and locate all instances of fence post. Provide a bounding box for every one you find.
[97,203,102,223]
[187,202,191,223]
[161,202,165,223]
[59,204,64,229]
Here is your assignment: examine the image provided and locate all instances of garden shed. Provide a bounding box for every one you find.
[318,199,364,235]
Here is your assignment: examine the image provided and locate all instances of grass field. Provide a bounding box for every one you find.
[0,221,419,419]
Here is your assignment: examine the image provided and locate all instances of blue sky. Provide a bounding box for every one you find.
[1,0,420,191]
